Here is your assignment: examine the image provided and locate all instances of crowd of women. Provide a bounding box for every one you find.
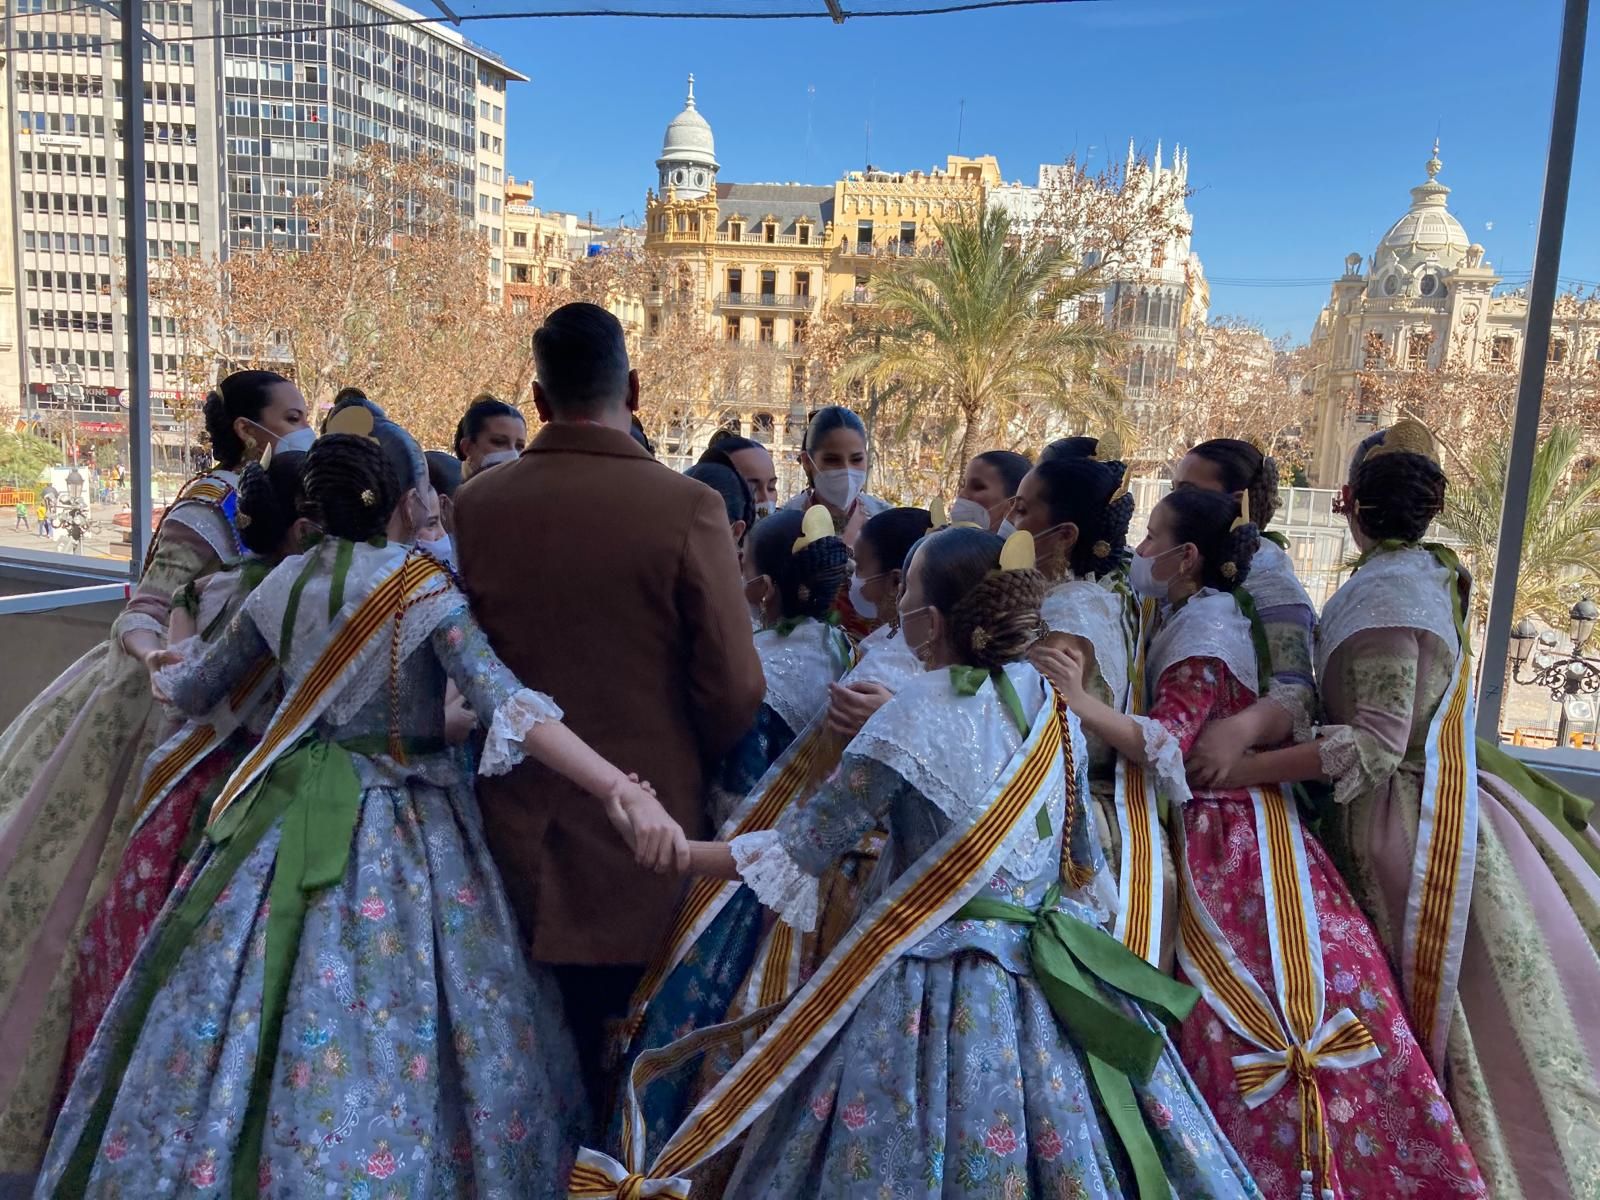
[0,358,1596,1200]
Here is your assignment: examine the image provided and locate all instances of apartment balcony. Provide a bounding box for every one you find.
[838,240,937,260]
[716,231,815,248]
[716,291,813,312]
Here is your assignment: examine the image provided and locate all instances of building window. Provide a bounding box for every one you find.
[899,221,916,248]
[513,231,527,248]
[760,270,776,298]
[725,316,741,341]
[794,318,809,345]
[759,317,774,343]
[729,221,744,241]
[1077,299,1100,323]
[1407,333,1431,367]
[795,271,811,299]
[649,313,660,335]
[764,221,777,243]
[1150,241,1166,269]
[857,220,873,252]
[1549,338,1568,365]
[1491,335,1516,365]
[790,363,807,398]
[797,223,811,246]
[727,268,742,297]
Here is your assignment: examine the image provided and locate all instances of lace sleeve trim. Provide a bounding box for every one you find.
[116,611,166,648]
[478,688,565,778]
[1133,714,1192,805]
[730,829,820,932]
[1264,684,1316,744]
[151,635,211,717]
[1317,725,1364,806]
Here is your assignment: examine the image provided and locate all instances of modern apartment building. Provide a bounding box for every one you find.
[6,0,523,455]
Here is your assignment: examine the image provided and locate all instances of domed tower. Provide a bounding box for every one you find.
[1368,140,1472,301]
[656,74,718,200]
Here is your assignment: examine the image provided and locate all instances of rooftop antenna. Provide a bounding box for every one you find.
[956,98,965,155]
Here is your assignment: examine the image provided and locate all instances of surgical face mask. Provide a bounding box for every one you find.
[812,467,866,512]
[948,498,991,529]
[752,500,776,522]
[900,604,937,663]
[478,449,520,472]
[1128,544,1186,599]
[848,572,882,620]
[274,425,315,455]
[996,518,1018,539]
[422,533,455,570]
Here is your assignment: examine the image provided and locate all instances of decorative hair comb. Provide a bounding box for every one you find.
[792,503,834,553]
[1231,489,1251,531]
[928,497,949,529]
[1091,430,1123,463]
[1365,417,1438,465]
[999,529,1036,572]
[324,405,377,439]
[259,441,275,471]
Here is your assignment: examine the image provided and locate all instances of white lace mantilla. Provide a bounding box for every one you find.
[196,562,254,636]
[755,621,843,736]
[852,661,1064,882]
[479,688,564,777]
[163,470,242,560]
[843,623,923,691]
[1147,589,1259,697]
[1041,578,1131,708]
[1316,546,1459,682]
[1245,538,1314,614]
[245,540,464,724]
[729,829,820,932]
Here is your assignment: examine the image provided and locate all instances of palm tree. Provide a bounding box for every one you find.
[1443,423,1600,628]
[841,206,1127,481]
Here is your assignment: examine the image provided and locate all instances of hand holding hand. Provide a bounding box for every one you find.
[443,694,477,745]
[827,681,893,737]
[1187,714,1254,789]
[604,775,689,875]
[144,647,183,702]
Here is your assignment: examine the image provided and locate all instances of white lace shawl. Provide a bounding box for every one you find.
[1246,538,1314,615]
[196,561,255,635]
[162,469,241,560]
[755,620,841,735]
[243,540,464,725]
[852,660,1063,881]
[1316,546,1459,681]
[1148,588,1260,698]
[1040,578,1131,708]
[844,622,922,691]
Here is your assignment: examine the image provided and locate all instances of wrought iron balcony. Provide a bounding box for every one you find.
[716,291,814,311]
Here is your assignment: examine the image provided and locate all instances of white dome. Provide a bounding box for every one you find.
[1374,144,1470,273]
[658,75,717,172]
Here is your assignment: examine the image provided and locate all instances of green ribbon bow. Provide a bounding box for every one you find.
[948,666,1030,737]
[952,887,1198,1200]
[1262,530,1290,550]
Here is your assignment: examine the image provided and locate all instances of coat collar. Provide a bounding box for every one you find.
[527,420,653,461]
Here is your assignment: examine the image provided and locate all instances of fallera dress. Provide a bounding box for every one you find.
[35,539,587,1199]
[1136,588,1485,1199]
[0,470,241,1175]
[1318,545,1600,1200]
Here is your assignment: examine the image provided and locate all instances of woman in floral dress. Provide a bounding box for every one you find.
[1224,423,1600,1199]
[36,424,684,1199]
[64,451,315,1084]
[658,527,1262,1200]
[1054,486,1484,1199]
[0,370,310,1177]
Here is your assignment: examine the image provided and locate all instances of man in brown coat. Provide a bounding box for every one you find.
[454,302,764,1099]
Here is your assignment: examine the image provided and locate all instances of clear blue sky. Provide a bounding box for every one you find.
[458,0,1600,341]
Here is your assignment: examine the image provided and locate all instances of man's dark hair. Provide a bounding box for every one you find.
[534,302,631,416]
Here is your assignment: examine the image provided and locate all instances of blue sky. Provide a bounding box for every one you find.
[460,0,1599,340]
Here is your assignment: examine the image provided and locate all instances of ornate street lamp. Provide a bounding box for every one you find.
[65,466,84,504]
[1508,599,1600,748]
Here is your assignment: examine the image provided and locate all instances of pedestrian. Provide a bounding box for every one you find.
[14,500,27,530]
[454,302,763,1109]
[701,432,778,518]
[35,501,49,538]
[454,394,526,478]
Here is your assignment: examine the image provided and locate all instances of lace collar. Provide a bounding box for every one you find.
[754,618,846,735]
[1147,588,1259,696]
[1040,576,1132,707]
[1317,545,1458,679]
[1245,537,1314,615]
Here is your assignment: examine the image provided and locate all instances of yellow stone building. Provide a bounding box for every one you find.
[642,75,999,466]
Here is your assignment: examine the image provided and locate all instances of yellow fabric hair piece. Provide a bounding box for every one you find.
[325,405,376,439]
[999,529,1036,572]
[1092,430,1124,463]
[792,502,834,553]
[928,497,948,529]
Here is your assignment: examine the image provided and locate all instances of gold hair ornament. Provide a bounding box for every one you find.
[1230,488,1251,532]
[928,497,949,529]
[791,503,834,553]
[324,405,377,440]
[1220,560,1238,580]
[999,529,1036,572]
[1092,539,1112,559]
[360,489,378,508]
[259,441,275,471]
[1091,430,1123,463]
[1365,418,1438,465]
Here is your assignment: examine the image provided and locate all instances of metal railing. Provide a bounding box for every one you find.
[716,231,814,247]
[715,291,813,311]
[838,240,937,260]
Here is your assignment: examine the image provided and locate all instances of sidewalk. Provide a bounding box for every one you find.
[0,516,128,562]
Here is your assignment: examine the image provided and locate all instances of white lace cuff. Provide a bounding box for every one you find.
[730,830,820,932]
[1133,714,1192,805]
[1264,685,1317,744]
[115,611,166,652]
[151,635,208,715]
[478,688,565,777]
[1317,725,1364,806]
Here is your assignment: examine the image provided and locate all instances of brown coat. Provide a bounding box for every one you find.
[454,421,764,965]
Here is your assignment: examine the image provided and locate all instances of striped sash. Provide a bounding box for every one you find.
[206,552,450,825]
[1176,784,1380,1196]
[1114,595,1164,964]
[1402,621,1478,1071]
[581,685,1069,1198]
[143,472,239,572]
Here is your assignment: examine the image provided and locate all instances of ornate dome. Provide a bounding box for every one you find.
[1373,142,1470,276]
[657,74,718,197]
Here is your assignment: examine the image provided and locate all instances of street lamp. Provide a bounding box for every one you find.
[66,467,84,504]
[1508,599,1600,748]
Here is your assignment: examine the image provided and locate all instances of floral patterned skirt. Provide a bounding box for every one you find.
[1176,797,1486,1199]
[64,732,252,1087]
[36,768,587,1199]
[719,948,1262,1199]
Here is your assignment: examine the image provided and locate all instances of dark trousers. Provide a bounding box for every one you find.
[551,963,643,1120]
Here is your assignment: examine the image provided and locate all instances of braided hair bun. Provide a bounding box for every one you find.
[748,509,850,622]
[1350,443,1446,543]
[1158,486,1259,593]
[1030,457,1134,576]
[303,434,398,543]
[1188,438,1280,530]
[235,450,307,556]
[916,527,1047,670]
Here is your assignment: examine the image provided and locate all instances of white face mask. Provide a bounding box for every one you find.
[422,533,455,570]
[812,467,866,512]
[848,574,878,620]
[996,518,1018,539]
[478,449,520,472]
[948,498,991,528]
[275,425,315,455]
[1129,544,1185,598]
[752,500,776,521]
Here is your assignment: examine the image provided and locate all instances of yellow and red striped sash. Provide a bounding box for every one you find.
[1176,784,1380,1197]
[133,655,276,828]
[207,552,449,824]
[618,725,825,1051]
[1114,596,1163,964]
[143,472,238,573]
[1402,634,1478,1071]
[581,685,1069,1198]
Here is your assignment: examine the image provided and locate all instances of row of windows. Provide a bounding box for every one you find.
[477,194,503,216]
[30,347,112,371]
[19,152,109,177]
[22,231,114,255]
[224,60,324,84]
[226,98,328,122]
[16,111,107,138]
[149,160,203,184]
[146,200,201,223]
[144,121,199,145]
[509,265,568,286]
[479,131,503,155]
[29,309,115,334]
[483,163,505,187]
[144,2,195,25]
[145,82,200,105]
[21,192,110,217]
[478,99,503,124]
[233,175,320,198]
[720,316,811,344]
[724,268,813,296]
[148,239,202,259]
[26,271,114,293]
[14,72,105,98]
[226,137,331,163]
[236,214,306,235]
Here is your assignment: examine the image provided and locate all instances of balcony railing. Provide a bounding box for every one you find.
[716,291,813,311]
[839,240,937,260]
[716,231,814,247]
